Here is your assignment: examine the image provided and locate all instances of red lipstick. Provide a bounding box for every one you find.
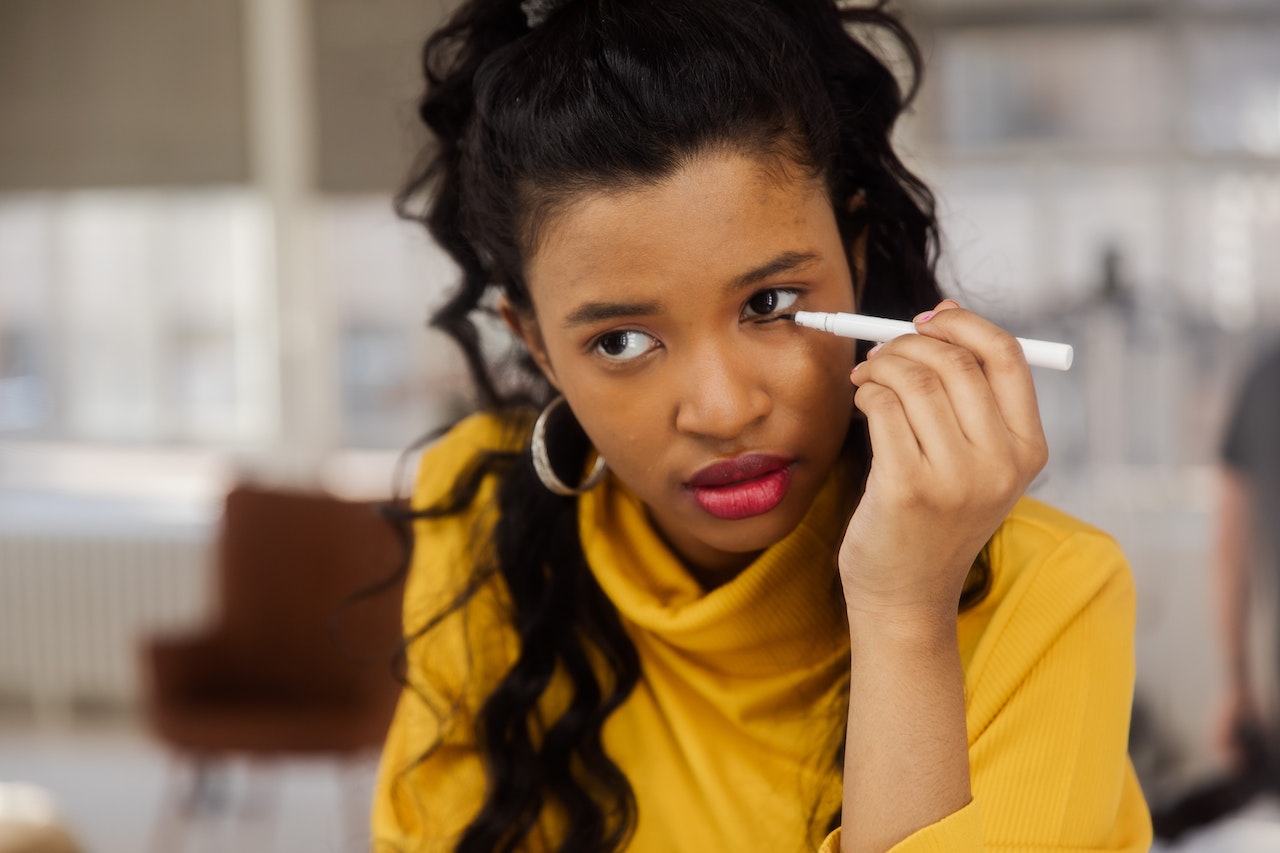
[686,454,794,520]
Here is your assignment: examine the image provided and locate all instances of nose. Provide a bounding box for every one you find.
[673,340,772,441]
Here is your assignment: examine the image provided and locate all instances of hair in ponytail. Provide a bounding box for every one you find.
[390,2,987,850]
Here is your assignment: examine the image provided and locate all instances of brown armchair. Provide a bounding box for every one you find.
[141,484,407,852]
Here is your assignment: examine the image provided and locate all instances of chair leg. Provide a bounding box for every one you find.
[231,758,280,853]
[148,755,229,853]
[336,751,380,852]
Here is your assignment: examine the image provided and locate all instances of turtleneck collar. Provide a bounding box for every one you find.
[578,465,857,676]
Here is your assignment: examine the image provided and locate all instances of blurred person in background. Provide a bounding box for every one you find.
[1213,340,1280,790]
[1156,338,1280,842]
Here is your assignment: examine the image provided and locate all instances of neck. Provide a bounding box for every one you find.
[684,554,759,592]
[643,506,762,591]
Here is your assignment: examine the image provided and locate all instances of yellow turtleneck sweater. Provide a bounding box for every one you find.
[371,413,1152,852]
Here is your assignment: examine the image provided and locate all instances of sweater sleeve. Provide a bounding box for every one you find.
[817,803,983,853]
[816,528,1152,853]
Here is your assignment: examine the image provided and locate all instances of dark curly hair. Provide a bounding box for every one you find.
[384,1,990,850]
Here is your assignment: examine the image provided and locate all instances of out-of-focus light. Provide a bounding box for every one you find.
[1210,175,1256,330]
[1240,85,1280,155]
[0,782,59,824]
[0,377,49,430]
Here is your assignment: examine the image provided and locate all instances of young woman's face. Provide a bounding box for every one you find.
[514,150,860,579]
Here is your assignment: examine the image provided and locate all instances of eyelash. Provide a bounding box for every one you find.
[588,287,804,364]
[592,329,658,363]
[743,287,801,322]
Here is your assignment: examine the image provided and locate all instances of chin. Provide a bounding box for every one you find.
[699,504,807,554]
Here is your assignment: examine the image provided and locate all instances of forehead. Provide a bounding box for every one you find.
[523,151,835,309]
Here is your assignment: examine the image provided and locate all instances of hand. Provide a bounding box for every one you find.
[1211,685,1265,773]
[841,301,1049,626]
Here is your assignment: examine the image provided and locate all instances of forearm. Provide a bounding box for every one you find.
[834,303,1046,851]
[1213,468,1253,690]
[841,611,971,853]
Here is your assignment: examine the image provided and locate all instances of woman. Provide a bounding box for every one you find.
[371,1,1153,850]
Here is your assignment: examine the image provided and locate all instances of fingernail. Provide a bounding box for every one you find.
[851,363,862,374]
[867,342,884,357]
[913,311,934,324]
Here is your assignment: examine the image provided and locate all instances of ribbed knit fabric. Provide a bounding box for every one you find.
[372,413,1153,852]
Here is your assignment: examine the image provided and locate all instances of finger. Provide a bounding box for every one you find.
[911,305,1045,449]
[852,351,967,465]
[852,378,922,472]
[865,332,1012,453]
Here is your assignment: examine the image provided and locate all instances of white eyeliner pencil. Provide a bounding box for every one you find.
[792,311,1074,371]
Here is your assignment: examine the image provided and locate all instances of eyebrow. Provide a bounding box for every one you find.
[729,250,821,292]
[563,300,663,328]
[560,249,822,329]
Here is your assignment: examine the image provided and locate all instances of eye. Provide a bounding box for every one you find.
[742,288,800,320]
[594,329,658,362]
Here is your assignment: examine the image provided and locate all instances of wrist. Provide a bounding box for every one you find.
[838,555,971,641]
[846,603,959,653]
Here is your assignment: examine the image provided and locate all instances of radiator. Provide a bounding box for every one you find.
[0,531,212,718]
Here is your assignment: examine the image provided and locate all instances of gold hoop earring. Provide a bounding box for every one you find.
[530,395,607,496]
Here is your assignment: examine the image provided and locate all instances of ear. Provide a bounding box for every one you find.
[498,295,560,389]
[848,224,869,305]
[845,190,869,307]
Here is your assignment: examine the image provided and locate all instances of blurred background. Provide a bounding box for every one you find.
[1,0,1279,850]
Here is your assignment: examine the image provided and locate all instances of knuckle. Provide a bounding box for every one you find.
[943,347,981,375]
[991,334,1026,366]
[895,480,928,509]
[1028,437,1050,471]
[905,491,931,512]
[854,383,894,412]
[990,462,1021,498]
[903,365,941,396]
[933,486,967,514]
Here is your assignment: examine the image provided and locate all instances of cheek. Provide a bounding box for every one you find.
[772,330,859,394]
[766,333,859,438]
[570,390,665,474]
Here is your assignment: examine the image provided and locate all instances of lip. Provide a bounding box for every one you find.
[686,454,794,520]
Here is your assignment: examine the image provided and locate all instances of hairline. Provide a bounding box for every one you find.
[512,137,833,297]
